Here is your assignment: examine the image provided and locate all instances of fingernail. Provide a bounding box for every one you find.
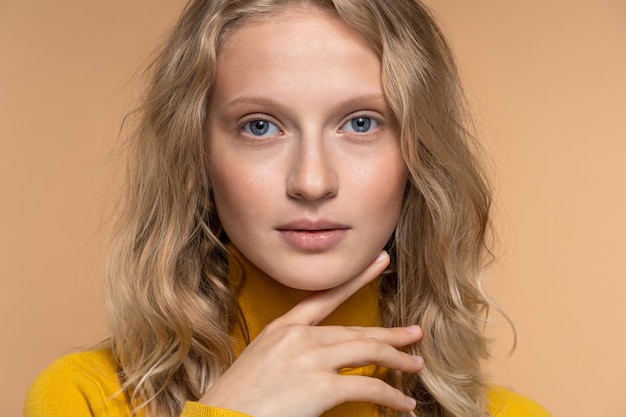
[405,325,421,334]
[406,397,417,409]
[374,251,388,263]
[413,355,424,366]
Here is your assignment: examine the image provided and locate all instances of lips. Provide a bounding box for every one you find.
[276,219,350,250]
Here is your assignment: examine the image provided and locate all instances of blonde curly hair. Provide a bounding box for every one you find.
[106,1,496,416]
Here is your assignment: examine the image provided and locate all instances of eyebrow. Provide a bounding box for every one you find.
[223,93,388,113]
[224,96,285,111]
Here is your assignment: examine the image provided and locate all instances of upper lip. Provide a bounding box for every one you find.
[276,219,350,231]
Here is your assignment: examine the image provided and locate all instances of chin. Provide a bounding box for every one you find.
[264,257,365,292]
[274,277,348,292]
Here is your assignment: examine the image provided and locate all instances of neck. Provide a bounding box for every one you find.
[226,247,383,417]
[228,247,381,355]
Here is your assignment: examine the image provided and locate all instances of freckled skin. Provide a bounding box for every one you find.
[207,8,407,291]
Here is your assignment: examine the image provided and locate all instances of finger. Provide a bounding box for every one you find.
[315,325,422,348]
[281,251,390,326]
[332,375,417,412]
[324,338,424,373]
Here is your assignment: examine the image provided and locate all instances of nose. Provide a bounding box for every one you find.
[286,136,338,201]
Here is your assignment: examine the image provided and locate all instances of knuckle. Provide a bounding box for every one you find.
[265,317,286,331]
[280,323,310,343]
[369,379,407,407]
[362,337,386,353]
[261,322,312,350]
[347,326,366,338]
[368,378,389,397]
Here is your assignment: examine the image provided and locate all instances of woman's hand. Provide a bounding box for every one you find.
[199,251,423,417]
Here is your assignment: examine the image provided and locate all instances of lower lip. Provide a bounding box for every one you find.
[277,229,349,250]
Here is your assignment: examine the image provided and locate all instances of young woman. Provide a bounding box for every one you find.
[25,1,551,416]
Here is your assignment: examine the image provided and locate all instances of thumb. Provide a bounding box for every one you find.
[279,251,390,326]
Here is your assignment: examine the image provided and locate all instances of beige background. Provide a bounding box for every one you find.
[1,1,624,416]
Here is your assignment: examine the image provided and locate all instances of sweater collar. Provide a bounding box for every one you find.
[227,247,381,355]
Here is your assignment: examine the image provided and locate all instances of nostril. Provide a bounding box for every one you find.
[286,157,338,201]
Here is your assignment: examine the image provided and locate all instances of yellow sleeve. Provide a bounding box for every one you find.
[24,350,251,417]
[24,350,129,417]
[182,402,251,417]
[487,385,552,417]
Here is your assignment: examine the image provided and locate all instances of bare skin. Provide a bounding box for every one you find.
[199,251,423,417]
[207,6,407,292]
[202,6,422,416]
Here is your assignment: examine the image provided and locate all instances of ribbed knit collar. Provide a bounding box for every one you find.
[228,247,381,356]
[227,247,382,416]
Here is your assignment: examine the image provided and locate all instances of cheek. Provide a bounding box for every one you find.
[380,177,407,232]
[361,152,407,216]
[209,159,251,228]
[376,160,407,241]
[208,153,278,234]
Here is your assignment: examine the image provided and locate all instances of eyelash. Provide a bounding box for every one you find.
[237,112,383,140]
[339,112,383,135]
[238,115,283,140]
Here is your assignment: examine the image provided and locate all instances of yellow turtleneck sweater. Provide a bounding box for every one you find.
[24,252,551,417]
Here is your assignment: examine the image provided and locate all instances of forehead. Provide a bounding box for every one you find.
[214,5,382,99]
[217,5,378,67]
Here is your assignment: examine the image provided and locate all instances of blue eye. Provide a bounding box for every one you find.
[243,119,280,137]
[342,116,379,133]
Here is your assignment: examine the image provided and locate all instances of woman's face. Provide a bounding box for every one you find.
[207,6,407,291]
